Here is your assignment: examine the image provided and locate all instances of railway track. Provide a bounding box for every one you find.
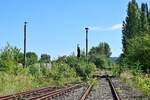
[0,86,56,100]
[87,74,148,100]
[0,75,148,100]
[0,84,81,100]
[79,75,121,100]
[111,78,149,100]
[80,84,93,100]
[85,75,120,100]
[106,75,121,100]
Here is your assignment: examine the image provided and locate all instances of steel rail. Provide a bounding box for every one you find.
[28,84,81,100]
[80,85,93,100]
[0,86,56,100]
[106,76,121,100]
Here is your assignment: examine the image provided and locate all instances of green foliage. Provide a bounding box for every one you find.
[121,0,150,73]
[134,75,150,96]
[26,52,38,66]
[17,52,24,65]
[0,43,103,95]
[89,42,111,58]
[141,3,149,32]
[40,54,51,63]
[89,42,112,69]
[50,62,80,86]
[126,34,150,72]
[111,65,123,77]
[120,71,150,96]
[126,0,141,37]
[56,56,67,63]
[28,65,41,77]
[0,72,34,96]
[54,54,96,81]
[0,44,22,72]
[0,44,72,95]
[40,65,50,76]
[75,62,96,80]
[65,55,78,68]
[122,0,141,54]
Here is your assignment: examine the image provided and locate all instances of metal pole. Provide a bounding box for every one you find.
[85,27,89,64]
[23,22,27,68]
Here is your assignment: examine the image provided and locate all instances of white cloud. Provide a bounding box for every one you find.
[88,23,122,31]
[108,24,122,31]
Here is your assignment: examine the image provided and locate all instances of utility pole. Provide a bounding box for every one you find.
[23,22,27,68]
[85,27,89,64]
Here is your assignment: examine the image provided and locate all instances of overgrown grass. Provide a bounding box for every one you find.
[0,63,81,96]
[120,71,150,96]
[108,64,150,96]
[0,72,37,96]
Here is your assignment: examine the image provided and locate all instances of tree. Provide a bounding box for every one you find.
[26,52,38,66]
[17,52,24,65]
[127,34,150,72]
[141,3,149,32]
[127,0,141,37]
[121,0,150,73]
[148,8,150,28]
[122,0,141,55]
[103,43,112,57]
[89,42,111,57]
[40,54,51,63]
[0,44,24,72]
[89,42,112,68]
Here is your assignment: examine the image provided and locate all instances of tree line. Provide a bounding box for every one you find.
[0,44,51,71]
[120,0,150,72]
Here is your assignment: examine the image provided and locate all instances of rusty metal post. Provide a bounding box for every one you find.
[85,27,89,64]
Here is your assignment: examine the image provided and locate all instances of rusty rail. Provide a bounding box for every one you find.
[0,86,55,100]
[106,75,121,100]
[29,84,81,100]
[0,84,81,100]
[80,84,93,100]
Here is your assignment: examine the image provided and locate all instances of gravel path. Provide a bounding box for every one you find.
[86,78,113,100]
[51,86,87,100]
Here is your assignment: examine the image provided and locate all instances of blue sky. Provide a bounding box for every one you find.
[0,0,149,59]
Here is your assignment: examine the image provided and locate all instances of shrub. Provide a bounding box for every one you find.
[75,61,96,80]
[26,52,38,66]
[127,34,150,72]
[111,64,123,77]
[28,65,42,78]
[50,62,80,86]
[0,44,23,73]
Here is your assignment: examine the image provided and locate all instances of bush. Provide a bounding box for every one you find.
[111,64,123,77]
[50,62,80,86]
[65,55,78,68]
[120,71,150,96]
[26,52,38,66]
[0,70,36,96]
[39,54,51,63]
[75,61,96,80]
[0,44,22,72]
[127,34,150,72]
[28,65,42,78]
